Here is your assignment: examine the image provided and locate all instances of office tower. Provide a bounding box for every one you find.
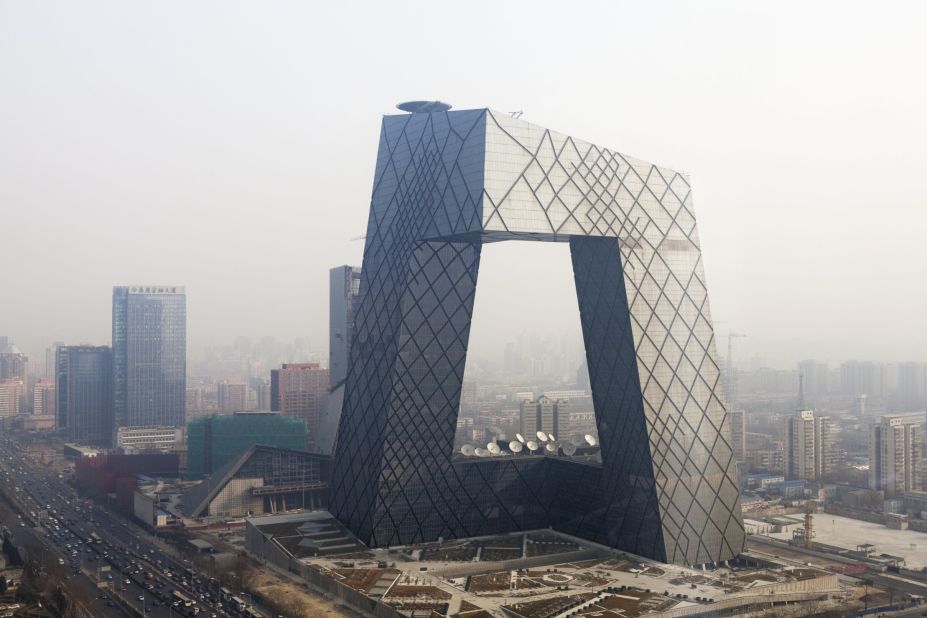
[329,104,744,565]
[56,345,114,445]
[271,363,329,451]
[329,265,362,387]
[0,342,28,382]
[252,377,272,411]
[217,381,248,412]
[0,380,25,418]
[785,410,835,481]
[32,380,55,417]
[870,417,923,497]
[186,411,307,478]
[519,396,567,438]
[0,342,29,413]
[112,286,186,428]
[729,409,746,462]
[45,342,63,381]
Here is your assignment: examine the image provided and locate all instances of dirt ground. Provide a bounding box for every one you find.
[249,569,357,617]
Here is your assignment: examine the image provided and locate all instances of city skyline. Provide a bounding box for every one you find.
[1,3,926,615]
[2,2,926,368]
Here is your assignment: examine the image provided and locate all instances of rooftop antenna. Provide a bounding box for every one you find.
[509,110,523,119]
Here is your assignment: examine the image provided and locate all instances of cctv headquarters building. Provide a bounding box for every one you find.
[329,103,745,566]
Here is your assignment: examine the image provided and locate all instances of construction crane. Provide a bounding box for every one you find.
[804,499,814,549]
[726,333,746,412]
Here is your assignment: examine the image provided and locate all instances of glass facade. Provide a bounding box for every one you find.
[56,345,114,446]
[112,286,186,428]
[183,445,329,518]
[329,109,744,566]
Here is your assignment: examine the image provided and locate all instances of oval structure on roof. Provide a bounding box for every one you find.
[396,100,452,113]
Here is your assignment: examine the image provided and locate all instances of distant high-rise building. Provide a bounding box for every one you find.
[797,360,829,403]
[785,410,835,481]
[45,342,64,381]
[185,385,205,418]
[855,394,867,417]
[32,380,55,417]
[729,409,746,462]
[0,380,26,418]
[841,361,884,401]
[217,381,248,412]
[0,342,28,382]
[56,345,114,445]
[112,286,186,428]
[329,265,362,387]
[250,377,271,411]
[0,342,29,413]
[895,362,927,411]
[271,363,329,451]
[519,396,567,439]
[870,417,923,497]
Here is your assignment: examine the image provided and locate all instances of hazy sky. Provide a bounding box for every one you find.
[2,1,925,368]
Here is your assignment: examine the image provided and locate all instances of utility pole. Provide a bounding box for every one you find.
[726,333,746,412]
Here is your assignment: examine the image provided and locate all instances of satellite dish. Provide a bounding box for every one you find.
[570,435,585,447]
[516,433,525,443]
[509,441,523,453]
[536,431,548,442]
[460,444,475,457]
[396,100,453,113]
[563,443,577,456]
[474,448,489,458]
[545,442,557,453]
[487,442,501,455]
[584,434,597,446]
[547,433,556,442]
[526,440,539,452]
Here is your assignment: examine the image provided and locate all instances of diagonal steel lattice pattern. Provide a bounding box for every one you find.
[329,108,745,565]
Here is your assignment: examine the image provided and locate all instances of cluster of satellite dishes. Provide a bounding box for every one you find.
[459,431,597,458]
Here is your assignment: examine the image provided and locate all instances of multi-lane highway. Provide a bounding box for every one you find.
[0,436,270,618]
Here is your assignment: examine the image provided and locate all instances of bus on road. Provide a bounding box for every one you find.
[172,590,193,607]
